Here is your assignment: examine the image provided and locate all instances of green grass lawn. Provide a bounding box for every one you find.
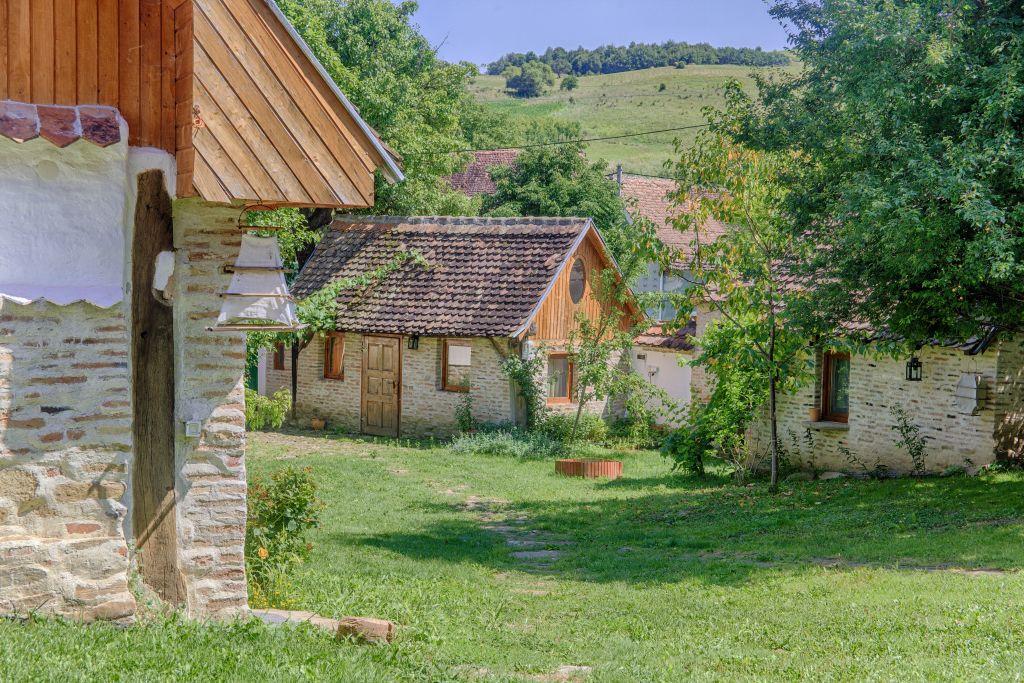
[4,431,1024,681]
[471,65,801,176]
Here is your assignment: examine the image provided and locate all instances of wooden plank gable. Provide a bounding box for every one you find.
[0,0,400,209]
[530,226,642,344]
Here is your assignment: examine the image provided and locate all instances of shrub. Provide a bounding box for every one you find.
[455,390,474,432]
[890,404,929,474]
[245,388,290,431]
[539,412,609,444]
[500,353,548,431]
[661,425,706,477]
[560,74,579,91]
[246,466,325,608]
[450,428,564,460]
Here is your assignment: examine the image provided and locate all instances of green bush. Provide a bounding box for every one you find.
[245,388,290,431]
[538,413,609,444]
[450,428,564,460]
[245,466,325,608]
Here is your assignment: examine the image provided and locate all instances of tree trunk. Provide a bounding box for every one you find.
[769,369,779,492]
[291,343,299,419]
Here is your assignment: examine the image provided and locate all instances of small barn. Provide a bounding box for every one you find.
[0,0,400,621]
[263,216,640,438]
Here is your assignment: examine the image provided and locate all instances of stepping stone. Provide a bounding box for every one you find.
[513,549,563,561]
[252,608,395,644]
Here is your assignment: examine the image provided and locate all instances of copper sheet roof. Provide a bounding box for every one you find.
[0,101,121,148]
[292,216,592,337]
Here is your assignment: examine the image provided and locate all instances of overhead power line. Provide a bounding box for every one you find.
[411,123,709,157]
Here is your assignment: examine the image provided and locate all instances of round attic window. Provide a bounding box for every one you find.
[569,258,586,304]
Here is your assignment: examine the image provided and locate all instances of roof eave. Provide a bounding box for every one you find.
[261,0,405,185]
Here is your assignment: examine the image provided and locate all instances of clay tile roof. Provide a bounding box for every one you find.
[292,216,592,337]
[447,149,521,196]
[0,101,122,148]
[619,174,728,262]
[634,319,696,352]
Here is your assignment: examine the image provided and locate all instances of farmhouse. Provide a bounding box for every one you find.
[263,216,640,437]
[0,0,400,621]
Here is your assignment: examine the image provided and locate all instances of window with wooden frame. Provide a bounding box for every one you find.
[442,339,472,392]
[546,353,575,404]
[272,343,286,371]
[323,333,345,380]
[821,351,850,423]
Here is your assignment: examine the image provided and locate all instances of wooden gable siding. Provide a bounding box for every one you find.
[1,0,385,208]
[186,0,376,206]
[0,0,176,151]
[532,229,637,344]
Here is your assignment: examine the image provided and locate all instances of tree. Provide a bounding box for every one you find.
[506,60,557,98]
[564,267,650,445]
[727,0,1024,345]
[671,124,814,490]
[481,143,660,270]
[560,75,579,91]
[276,0,479,215]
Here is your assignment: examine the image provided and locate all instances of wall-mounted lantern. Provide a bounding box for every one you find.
[407,335,420,350]
[906,356,923,382]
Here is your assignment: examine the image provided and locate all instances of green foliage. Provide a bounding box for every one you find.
[450,428,565,460]
[660,422,706,477]
[890,404,929,475]
[504,60,557,98]
[482,142,660,269]
[245,388,290,432]
[560,74,579,91]
[455,390,474,433]
[276,0,479,215]
[245,466,325,608]
[243,208,316,275]
[729,0,1024,344]
[538,412,609,445]
[487,40,789,77]
[500,353,548,431]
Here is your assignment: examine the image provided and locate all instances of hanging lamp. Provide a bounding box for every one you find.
[208,205,306,332]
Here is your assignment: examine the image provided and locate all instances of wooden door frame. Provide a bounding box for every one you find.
[360,334,402,437]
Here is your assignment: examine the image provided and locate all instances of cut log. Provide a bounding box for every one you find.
[252,608,396,644]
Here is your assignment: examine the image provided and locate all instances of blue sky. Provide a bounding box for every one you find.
[407,0,790,66]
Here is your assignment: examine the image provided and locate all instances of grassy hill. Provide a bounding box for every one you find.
[470,64,799,176]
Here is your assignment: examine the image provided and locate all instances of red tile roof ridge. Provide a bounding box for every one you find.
[0,100,123,148]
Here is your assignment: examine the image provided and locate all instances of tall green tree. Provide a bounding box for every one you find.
[481,143,660,275]
[276,0,478,215]
[672,128,814,489]
[727,0,1024,344]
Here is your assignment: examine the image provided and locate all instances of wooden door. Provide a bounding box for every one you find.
[361,336,401,437]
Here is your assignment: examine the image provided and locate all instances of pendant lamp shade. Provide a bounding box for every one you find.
[210,235,304,332]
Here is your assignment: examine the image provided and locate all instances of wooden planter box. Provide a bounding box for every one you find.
[555,458,623,480]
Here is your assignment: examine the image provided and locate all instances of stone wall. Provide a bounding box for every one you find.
[0,299,135,621]
[172,199,249,619]
[267,334,516,438]
[751,345,1009,474]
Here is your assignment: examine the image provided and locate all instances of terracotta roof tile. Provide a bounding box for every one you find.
[635,319,696,351]
[292,216,591,337]
[447,149,521,196]
[0,100,122,148]
[619,174,728,263]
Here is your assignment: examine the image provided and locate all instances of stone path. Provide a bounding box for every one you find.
[457,495,574,573]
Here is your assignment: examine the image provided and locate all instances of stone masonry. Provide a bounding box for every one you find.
[692,306,1024,473]
[172,199,249,619]
[0,300,135,621]
[267,334,517,438]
